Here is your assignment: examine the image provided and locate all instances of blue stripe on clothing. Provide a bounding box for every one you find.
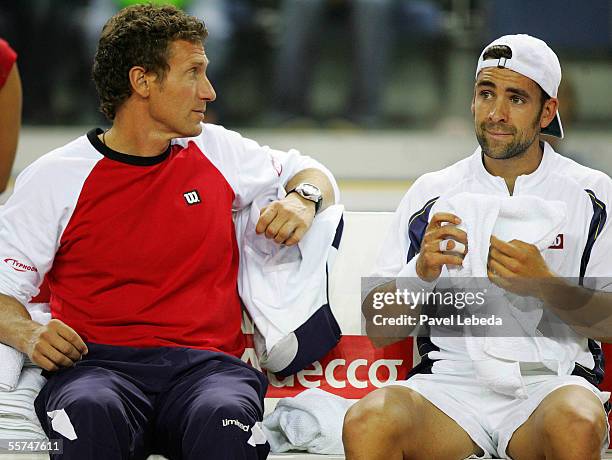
[406,197,439,263]
[573,189,607,386]
[579,189,607,283]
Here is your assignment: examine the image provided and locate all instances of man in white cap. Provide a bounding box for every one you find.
[343,35,611,459]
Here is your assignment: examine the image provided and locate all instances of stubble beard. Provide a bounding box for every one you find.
[476,110,542,161]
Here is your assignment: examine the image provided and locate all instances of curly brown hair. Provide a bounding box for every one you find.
[92,4,208,120]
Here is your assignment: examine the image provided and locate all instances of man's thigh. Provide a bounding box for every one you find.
[35,366,154,460]
[343,383,484,460]
[153,357,268,460]
[507,384,609,460]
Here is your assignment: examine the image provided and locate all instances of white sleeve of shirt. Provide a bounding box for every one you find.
[198,124,339,210]
[0,146,94,306]
[0,165,61,305]
[371,183,424,278]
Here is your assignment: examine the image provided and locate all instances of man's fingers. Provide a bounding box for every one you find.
[421,250,464,268]
[425,226,468,245]
[487,257,515,278]
[274,221,298,244]
[36,343,75,368]
[487,268,506,289]
[438,253,465,267]
[47,334,82,362]
[51,320,88,355]
[488,247,521,273]
[422,240,467,259]
[439,239,468,254]
[255,206,278,235]
[30,351,58,372]
[507,239,534,250]
[264,215,285,239]
[285,226,306,246]
[430,213,461,228]
[490,235,525,258]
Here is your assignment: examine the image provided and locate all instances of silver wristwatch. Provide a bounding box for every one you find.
[288,183,323,213]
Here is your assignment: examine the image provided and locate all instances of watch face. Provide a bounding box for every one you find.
[294,183,322,212]
[301,184,319,196]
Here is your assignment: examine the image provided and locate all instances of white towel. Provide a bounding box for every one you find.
[0,368,47,440]
[263,388,355,454]
[431,192,568,397]
[235,186,344,371]
[0,344,25,392]
[27,302,52,327]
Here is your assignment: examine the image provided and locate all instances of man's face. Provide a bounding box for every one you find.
[472,67,547,160]
[148,40,216,138]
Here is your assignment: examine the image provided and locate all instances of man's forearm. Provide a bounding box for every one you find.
[538,278,612,342]
[285,168,336,212]
[0,293,37,353]
[362,280,423,348]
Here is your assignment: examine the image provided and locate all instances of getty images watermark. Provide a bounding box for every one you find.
[368,285,500,328]
[360,277,603,338]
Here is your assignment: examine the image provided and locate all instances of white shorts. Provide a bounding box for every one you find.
[390,372,610,459]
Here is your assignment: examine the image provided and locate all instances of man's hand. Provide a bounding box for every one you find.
[255,192,316,246]
[416,212,467,282]
[487,236,554,297]
[24,319,88,372]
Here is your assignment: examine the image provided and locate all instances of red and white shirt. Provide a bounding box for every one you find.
[0,38,17,88]
[0,124,336,357]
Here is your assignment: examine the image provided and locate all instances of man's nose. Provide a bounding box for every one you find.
[200,76,216,102]
[488,98,508,123]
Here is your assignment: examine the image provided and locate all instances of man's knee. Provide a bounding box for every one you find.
[38,386,136,459]
[539,391,607,453]
[56,388,129,435]
[181,396,266,458]
[343,387,418,447]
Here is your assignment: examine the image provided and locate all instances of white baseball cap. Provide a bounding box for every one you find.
[475,34,564,139]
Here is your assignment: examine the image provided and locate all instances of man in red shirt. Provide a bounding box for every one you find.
[0,5,337,459]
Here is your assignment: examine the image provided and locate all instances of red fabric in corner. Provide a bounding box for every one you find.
[602,343,612,392]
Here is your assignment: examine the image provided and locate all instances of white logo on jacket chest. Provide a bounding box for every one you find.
[548,234,564,249]
[183,190,201,205]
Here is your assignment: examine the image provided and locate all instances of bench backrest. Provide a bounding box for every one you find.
[29,212,611,418]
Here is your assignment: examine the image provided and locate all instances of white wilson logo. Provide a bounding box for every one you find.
[183,190,201,205]
[548,233,564,249]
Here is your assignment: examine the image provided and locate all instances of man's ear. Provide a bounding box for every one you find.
[128,66,150,98]
[540,97,559,130]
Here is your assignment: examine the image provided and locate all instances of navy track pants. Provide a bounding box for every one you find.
[34,343,270,460]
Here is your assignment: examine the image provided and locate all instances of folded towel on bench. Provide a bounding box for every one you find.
[0,367,47,441]
[0,344,24,392]
[263,388,355,454]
